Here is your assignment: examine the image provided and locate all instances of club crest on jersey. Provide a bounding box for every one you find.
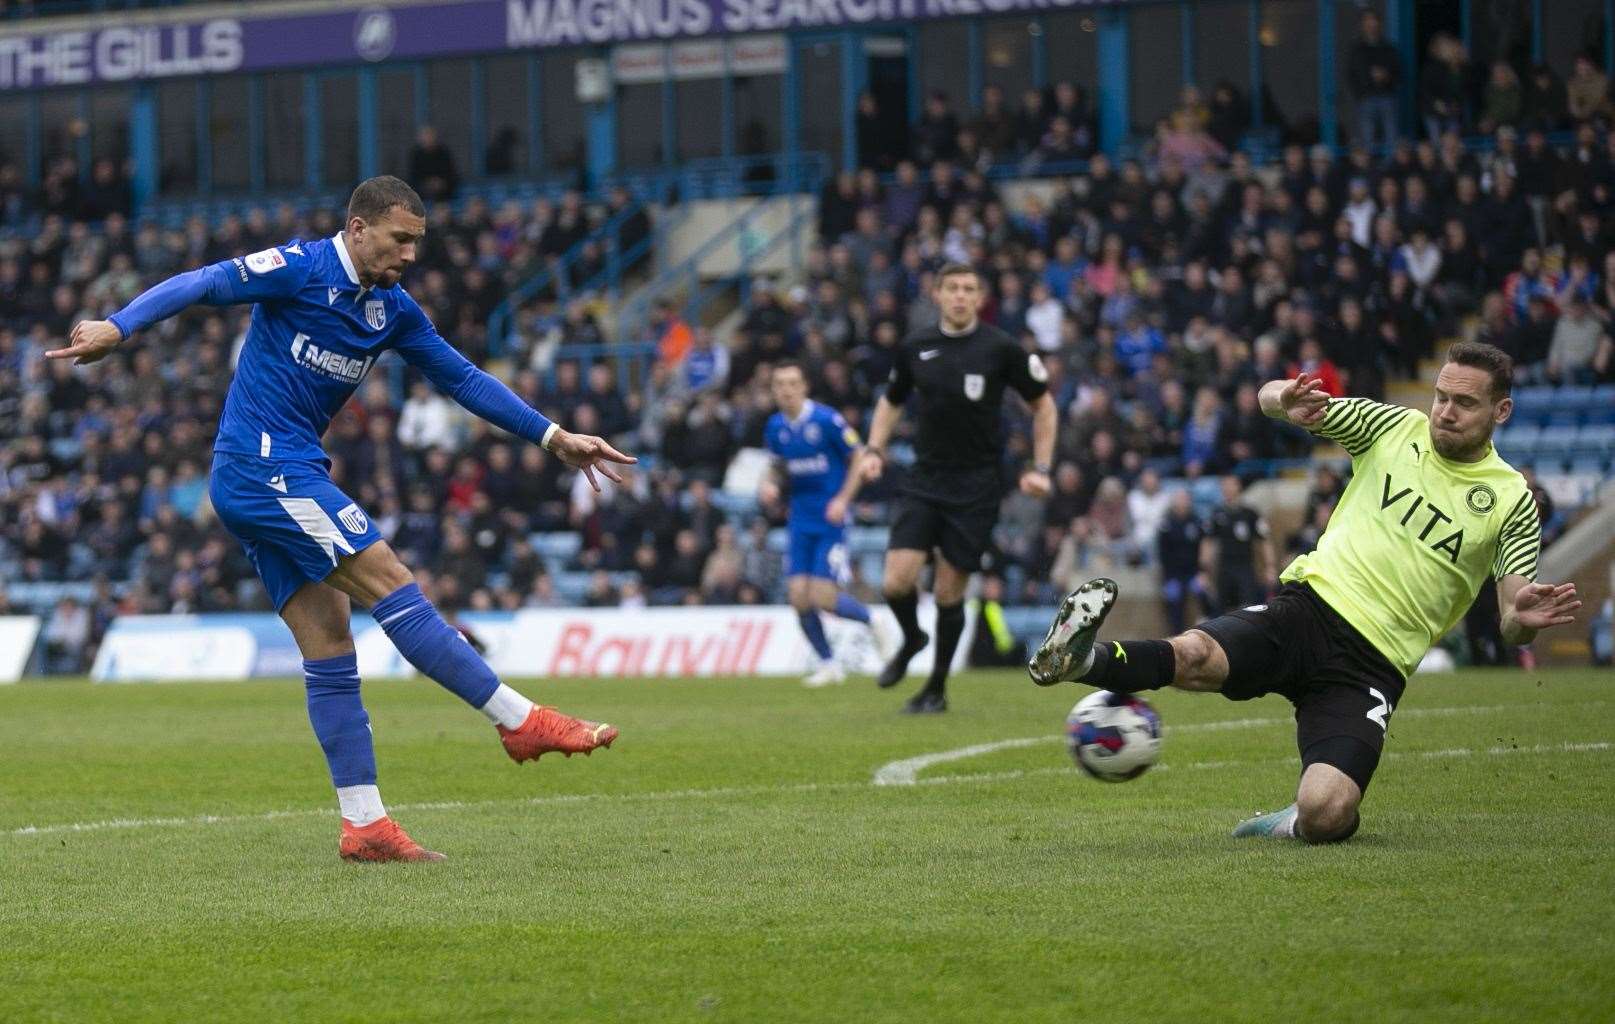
[364,300,386,330]
[963,373,985,401]
[1465,484,1497,515]
[337,503,368,535]
[803,422,821,445]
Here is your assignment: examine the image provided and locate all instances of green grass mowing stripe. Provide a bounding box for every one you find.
[0,669,1610,1023]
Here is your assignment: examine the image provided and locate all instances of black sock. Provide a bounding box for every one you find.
[922,602,966,695]
[1081,639,1175,692]
[887,590,922,648]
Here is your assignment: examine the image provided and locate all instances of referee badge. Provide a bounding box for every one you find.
[963,373,984,401]
[1465,484,1497,515]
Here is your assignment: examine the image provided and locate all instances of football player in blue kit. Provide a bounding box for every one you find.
[762,361,894,686]
[46,177,634,863]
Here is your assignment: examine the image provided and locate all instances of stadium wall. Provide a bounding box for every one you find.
[90,603,974,682]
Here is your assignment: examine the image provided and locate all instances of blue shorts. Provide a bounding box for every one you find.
[786,524,848,584]
[209,452,383,611]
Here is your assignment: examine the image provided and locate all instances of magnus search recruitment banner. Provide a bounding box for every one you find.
[0,0,1130,91]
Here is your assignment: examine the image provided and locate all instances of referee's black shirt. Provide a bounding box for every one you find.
[885,320,1049,502]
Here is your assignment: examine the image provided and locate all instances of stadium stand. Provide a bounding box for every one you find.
[5,42,1615,672]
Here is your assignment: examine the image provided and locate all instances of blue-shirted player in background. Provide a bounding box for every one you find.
[47,177,635,863]
[762,361,895,686]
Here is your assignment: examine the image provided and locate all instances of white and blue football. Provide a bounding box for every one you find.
[1065,690,1162,782]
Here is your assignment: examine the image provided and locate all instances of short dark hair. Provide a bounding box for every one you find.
[348,175,425,224]
[771,359,807,379]
[1445,341,1514,399]
[934,262,980,286]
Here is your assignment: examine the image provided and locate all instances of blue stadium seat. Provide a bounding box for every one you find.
[1513,385,1555,416]
[1572,424,1615,462]
[1494,423,1540,464]
[1190,476,1223,514]
[531,532,583,568]
[1544,408,1583,428]
[1568,455,1609,476]
[847,526,890,554]
[1560,385,1597,412]
[1533,425,1579,467]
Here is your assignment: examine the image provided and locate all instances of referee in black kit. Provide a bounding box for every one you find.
[846,263,1057,713]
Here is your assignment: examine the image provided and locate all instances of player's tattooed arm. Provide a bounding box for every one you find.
[1498,574,1581,645]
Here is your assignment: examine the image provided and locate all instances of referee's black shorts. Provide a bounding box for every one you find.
[1195,582,1406,794]
[888,488,1001,574]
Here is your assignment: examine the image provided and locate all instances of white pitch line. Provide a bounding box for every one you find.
[870,701,1609,785]
[9,741,1608,840]
[3,703,1607,839]
[916,741,1612,786]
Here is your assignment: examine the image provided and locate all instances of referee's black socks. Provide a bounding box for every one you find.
[921,602,966,695]
[887,590,923,648]
[1081,639,1176,693]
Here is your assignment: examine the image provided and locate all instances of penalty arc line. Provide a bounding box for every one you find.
[869,701,1608,785]
[4,739,1608,840]
[1,702,1605,840]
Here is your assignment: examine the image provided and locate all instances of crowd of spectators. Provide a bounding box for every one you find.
[7,42,1615,671]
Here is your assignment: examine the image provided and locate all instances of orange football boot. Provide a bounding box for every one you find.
[339,816,446,863]
[499,705,618,763]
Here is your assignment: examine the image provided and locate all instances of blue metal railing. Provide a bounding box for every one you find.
[615,190,816,351]
[676,192,814,338]
[484,189,667,357]
[539,340,660,393]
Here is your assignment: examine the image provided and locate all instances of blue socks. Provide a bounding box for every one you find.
[832,592,871,624]
[799,610,833,661]
[372,582,500,709]
[800,594,871,661]
[304,652,376,788]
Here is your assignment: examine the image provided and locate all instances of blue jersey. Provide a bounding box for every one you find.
[109,233,551,464]
[765,400,858,530]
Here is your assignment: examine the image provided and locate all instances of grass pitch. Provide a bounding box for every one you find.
[1,668,1611,1023]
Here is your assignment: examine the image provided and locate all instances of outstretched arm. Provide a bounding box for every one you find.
[1498,574,1581,646]
[1258,372,1329,428]
[395,311,634,491]
[48,247,309,365]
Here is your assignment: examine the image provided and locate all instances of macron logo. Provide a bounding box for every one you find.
[328,287,341,306]
[290,332,375,383]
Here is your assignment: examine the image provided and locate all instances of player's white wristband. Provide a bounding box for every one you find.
[541,423,560,451]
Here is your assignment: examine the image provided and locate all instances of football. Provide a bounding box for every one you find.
[1065,690,1163,782]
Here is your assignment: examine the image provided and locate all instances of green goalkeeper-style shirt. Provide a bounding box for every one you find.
[1279,398,1541,679]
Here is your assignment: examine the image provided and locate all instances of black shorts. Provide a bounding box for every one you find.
[1195,582,1405,793]
[888,492,1000,573]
